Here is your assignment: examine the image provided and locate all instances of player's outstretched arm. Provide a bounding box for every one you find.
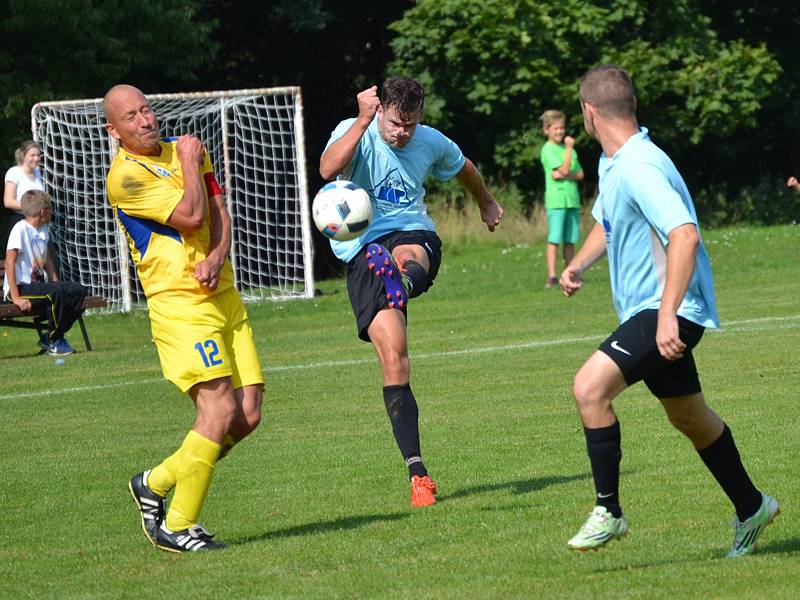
[319,86,380,180]
[455,158,503,231]
[559,222,606,297]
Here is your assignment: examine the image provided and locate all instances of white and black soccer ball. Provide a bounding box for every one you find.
[312,180,372,241]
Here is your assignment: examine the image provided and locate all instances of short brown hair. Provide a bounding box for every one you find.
[382,76,425,117]
[15,140,41,166]
[579,65,636,119]
[540,109,566,129]
[20,190,52,216]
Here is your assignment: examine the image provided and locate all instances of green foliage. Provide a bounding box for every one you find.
[695,180,800,227]
[0,0,217,158]
[388,0,781,193]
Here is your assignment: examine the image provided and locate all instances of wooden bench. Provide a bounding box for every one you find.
[0,265,107,352]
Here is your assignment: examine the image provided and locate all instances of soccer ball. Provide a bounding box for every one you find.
[312,180,372,241]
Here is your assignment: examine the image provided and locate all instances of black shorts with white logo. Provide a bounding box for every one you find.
[598,309,706,398]
[346,230,443,342]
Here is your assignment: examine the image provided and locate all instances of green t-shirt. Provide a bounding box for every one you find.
[540,141,582,209]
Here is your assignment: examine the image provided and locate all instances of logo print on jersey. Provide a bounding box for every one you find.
[154,166,172,178]
[371,169,408,205]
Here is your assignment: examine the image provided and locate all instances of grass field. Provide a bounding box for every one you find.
[1,224,799,599]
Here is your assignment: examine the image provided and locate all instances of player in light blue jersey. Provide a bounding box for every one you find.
[559,65,777,556]
[320,76,503,507]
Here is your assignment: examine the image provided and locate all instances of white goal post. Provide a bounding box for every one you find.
[31,87,315,311]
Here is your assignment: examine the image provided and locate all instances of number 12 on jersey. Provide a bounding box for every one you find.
[195,339,223,367]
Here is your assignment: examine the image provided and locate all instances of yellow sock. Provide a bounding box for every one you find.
[147,449,182,497]
[164,430,222,532]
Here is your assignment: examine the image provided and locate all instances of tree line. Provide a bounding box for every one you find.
[1,0,796,238]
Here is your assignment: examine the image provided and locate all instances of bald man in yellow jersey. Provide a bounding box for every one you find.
[104,84,264,553]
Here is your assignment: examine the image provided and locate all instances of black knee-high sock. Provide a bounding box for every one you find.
[403,260,429,299]
[697,424,762,521]
[585,421,622,518]
[383,384,427,478]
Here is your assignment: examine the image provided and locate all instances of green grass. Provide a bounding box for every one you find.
[1,224,799,599]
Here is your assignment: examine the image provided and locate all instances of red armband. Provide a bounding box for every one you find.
[203,172,223,197]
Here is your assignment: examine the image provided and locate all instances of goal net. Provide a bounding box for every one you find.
[31,87,315,311]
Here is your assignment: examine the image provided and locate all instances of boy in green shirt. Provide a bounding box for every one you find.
[539,109,584,287]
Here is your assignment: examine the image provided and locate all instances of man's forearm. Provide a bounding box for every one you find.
[207,195,231,263]
[456,159,492,205]
[660,224,699,315]
[319,118,370,180]
[569,222,607,273]
[180,162,207,222]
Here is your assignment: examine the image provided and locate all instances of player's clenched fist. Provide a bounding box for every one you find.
[176,134,205,166]
[356,86,381,123]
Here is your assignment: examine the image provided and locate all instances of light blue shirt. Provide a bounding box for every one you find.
[324,115,465,263]
[591,127,719,328]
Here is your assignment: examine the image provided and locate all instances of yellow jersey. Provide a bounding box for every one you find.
[106,139,234,303]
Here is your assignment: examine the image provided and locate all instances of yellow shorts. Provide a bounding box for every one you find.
[148,287,264,393]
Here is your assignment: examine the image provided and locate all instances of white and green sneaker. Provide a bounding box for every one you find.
[568,505,628,551]
[726,494,779,558]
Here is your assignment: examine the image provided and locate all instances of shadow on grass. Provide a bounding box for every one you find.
[586,535,797,573]
[758,536,800,555]
[441,473,590,502]
[230,511,409,546]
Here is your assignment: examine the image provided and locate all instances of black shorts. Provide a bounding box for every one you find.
[598,309,706,398]
[346,230,443,342]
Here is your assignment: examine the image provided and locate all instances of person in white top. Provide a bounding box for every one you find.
[3,190,85,356]
[4,140,45,230]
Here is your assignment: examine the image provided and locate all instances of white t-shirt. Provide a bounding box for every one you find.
[3,219,49,299]
[5,165,44,212]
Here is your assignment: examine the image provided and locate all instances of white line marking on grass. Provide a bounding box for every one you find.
[267,334,603,373]
[3,314,798,402]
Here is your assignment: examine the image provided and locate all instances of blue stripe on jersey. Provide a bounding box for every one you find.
[123,155,160,178]
[117,208,181,258]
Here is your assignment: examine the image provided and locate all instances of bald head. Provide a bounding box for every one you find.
[104,84,161,155]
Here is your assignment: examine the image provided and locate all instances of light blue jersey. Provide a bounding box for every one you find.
[591,128,719,328]
[324,115,465,263]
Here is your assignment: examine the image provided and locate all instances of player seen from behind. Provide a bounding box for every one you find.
[560,65,778,556]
